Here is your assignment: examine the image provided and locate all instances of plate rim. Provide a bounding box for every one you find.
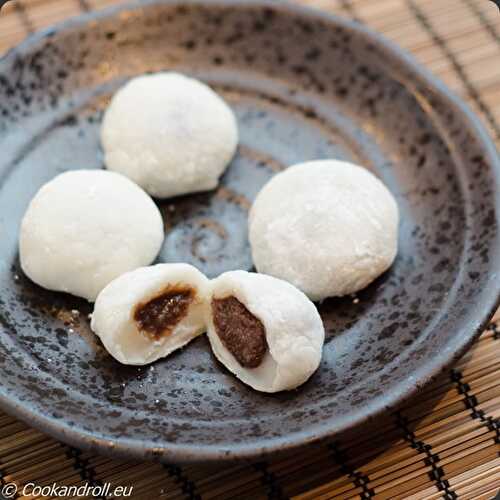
[0,0,499,462]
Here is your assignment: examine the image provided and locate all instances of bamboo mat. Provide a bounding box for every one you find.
[0,0,500,499]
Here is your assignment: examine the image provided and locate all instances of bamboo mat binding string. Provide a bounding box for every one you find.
[0,1,499,499]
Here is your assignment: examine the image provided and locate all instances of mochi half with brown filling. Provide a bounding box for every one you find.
[91,264,209,365]
[206,271,325,392]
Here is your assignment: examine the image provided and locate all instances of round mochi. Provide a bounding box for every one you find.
[91,263,209,365]
[19,170,164,302]
[101,72,238,199]
[206,270,324,393]
[249,160,399,300]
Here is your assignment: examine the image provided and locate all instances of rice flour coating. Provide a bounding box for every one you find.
[249,160,399,300]
[101,72,238,198]
[19,170,164,301]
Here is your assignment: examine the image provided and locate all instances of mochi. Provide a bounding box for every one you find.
[91,264,209,365]
[101,72,238,198]
[20,170,164,301]
[249,160,399,300]
[206,270,324,392]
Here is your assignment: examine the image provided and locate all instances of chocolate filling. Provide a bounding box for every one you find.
[134,286,194,341]
[211,296,267,368]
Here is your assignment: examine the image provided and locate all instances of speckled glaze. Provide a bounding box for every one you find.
[0,0,499,463]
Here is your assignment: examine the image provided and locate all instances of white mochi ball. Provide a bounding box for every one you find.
[249,160,399,300]
[206,270,324,393]
[19,170,164,302]
[91,264,209,365]
[101,72,238,199]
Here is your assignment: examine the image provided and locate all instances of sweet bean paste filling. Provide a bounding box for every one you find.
[211,295,268,368]
[134,286,195,341]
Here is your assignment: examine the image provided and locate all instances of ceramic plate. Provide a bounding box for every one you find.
[0,0,499,462]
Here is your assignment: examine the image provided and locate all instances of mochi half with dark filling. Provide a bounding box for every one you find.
[91,264,209,365]
[206,271,325,392]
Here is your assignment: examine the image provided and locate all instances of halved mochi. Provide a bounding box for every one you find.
[91,264,209,365]
[206,270,324,393]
